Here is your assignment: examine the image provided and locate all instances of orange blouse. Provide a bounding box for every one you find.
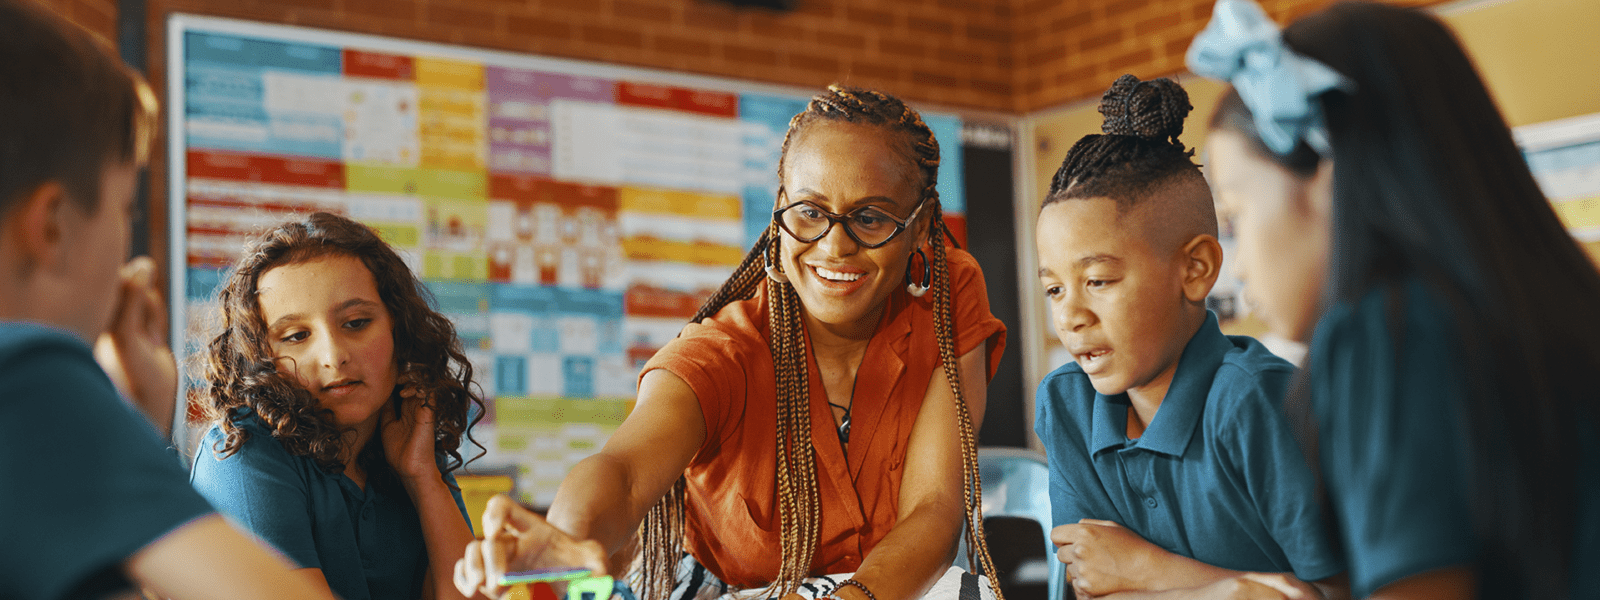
[641,247,1006,588]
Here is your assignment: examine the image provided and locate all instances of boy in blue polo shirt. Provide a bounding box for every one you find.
[1033,75,1347,599]
[0,2,337,598]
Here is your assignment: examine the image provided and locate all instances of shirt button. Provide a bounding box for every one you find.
[1144,497,1158,508]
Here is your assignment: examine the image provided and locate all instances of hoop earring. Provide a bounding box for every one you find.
[905,247,929,298]
[765,251,788,284]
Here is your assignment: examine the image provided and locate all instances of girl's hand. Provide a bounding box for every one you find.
[382,371,440,484]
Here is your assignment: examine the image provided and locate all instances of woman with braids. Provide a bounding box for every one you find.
[453,85,1007,600]
[1033,74,1345,600]
[1192,0,1600,598]
[191,212,484,600]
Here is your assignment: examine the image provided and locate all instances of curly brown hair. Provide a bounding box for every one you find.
[200,212,483,476]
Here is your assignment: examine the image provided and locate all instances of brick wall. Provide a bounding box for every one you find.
[1011,0,1452,112]
[141,0,1014,109]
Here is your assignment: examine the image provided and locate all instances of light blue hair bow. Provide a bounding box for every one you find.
[1186,0,1353,155]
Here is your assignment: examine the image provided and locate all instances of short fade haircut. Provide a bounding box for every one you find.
[0,0,157,217]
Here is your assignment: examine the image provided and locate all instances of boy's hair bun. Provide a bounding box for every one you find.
[1098,74,1191,149]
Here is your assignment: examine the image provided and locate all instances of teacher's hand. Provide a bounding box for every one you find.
[455,494,609,599]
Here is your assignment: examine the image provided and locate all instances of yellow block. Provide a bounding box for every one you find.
[457,474,515,536]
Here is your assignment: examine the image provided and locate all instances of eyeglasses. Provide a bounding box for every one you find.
[772,198,926,249]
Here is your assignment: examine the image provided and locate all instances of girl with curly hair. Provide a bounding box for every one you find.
[191,212,484,600]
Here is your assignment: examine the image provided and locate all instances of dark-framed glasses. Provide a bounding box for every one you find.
[772,198,926,249]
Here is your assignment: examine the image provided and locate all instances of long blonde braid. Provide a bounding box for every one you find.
[636,85,1003,600]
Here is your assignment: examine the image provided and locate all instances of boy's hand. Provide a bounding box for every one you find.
[94,256,178,436]
[1053,519,1165,596]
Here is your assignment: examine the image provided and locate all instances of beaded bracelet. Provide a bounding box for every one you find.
[836,579,878,600]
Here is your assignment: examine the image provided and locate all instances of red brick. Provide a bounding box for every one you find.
[581,24,644,48]
[789,51,840,73]
[848,61,901,82]
[1052,64,1097,87]
[723,43,779,67]
[1135,10,1183,36]
[844,6,893,28]
[907,15,953,36]
[912,69,959,89]
[748,12,807,40]
[934,0,982,14]
[681,3,740,32]
[879,37,928,60]
[507,13,574,39]
[966,23,1009,44]
[613,0,674,23]
[1078,28,1123,52]
[970,77,1012,97]
[938,46,983,65]
[273,0,339,13]
[815,29,867,52]
[1026,44,1067,68]
[1105,0,1151,18]
[530,0,594,12]
[344,0,419,21]
[654,33,713,58]
[425,3,499,30]
[1050,9,1093,33]
[1106,47,1152,72]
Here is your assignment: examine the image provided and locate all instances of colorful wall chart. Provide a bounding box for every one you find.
[172,16,968,505]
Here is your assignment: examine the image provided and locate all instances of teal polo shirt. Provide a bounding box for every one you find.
[1312,279,1600,598]
[191,413,471,600]
[1035,311,1344,582]
[1,323,213,600]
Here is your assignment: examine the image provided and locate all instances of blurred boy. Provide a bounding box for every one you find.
[0,1,337,598]
[1033,75,1345,600]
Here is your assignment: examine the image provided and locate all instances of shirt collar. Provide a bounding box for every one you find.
[1090,311,1232,457]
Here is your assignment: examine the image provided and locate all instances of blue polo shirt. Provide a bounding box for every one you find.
[1312,279,1600,598]
[1035,311,1344,582]
[0,323,213,600]
[191,413,471,600]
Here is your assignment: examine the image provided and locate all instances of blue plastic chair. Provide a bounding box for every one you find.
[955,447,1064,600]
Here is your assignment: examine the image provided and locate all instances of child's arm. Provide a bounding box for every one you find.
[384,392,479,600]
[123,514,339,600]
[92,256,177,436]
[1054,520,1348,599]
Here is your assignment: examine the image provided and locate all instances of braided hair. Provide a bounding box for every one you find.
[636,85,1004,600]
[1046,74,1207,216]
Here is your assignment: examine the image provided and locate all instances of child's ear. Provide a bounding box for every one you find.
[1179,234,1223,303]
[7,181,68,267]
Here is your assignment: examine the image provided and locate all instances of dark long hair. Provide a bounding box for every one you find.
[1212,2,1600,596]
[635,85,1002,600]
[201,212,484,479]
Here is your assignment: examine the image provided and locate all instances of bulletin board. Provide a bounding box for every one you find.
[167,14,975,505]
[1517,112,1600,260]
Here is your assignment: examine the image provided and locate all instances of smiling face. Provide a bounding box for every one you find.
[1036,198,1205,401]
[256,254,398,431]
[1205,130,1331,342]
[778,121,927,338]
